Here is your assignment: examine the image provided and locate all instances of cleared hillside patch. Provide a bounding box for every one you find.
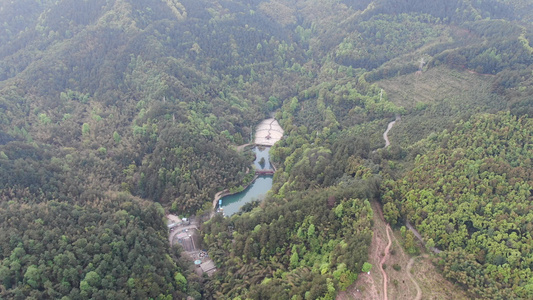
[378,66,505,147]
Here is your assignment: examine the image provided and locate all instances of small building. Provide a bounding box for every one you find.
[176,232,195,251]
[200,260,216,275]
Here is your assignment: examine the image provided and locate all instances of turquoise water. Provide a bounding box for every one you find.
[219,176,273,216]
[220,147,273,216]
[253,146,271,170]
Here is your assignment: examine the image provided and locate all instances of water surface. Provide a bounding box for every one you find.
[220,147,273,216]
[220,175,273,216]
[253,146,271,170]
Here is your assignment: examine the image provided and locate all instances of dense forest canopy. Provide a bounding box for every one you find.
[381,113,533,299]
[0,0,532,299]
[0,192,193,299]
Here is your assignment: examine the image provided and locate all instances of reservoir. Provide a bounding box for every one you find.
[220,146,273,216]
[218,118,283,216]
[219,175,273,216]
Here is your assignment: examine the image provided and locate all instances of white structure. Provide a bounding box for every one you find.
[255,118,284,146]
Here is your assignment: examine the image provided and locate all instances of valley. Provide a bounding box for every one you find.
[0,0,531,299]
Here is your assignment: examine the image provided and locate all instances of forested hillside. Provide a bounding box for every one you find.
[381,113,533,299]
[0,192,194,299]
[0,0,532,299]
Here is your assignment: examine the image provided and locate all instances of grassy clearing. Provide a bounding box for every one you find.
[377,66,506,148]
[378,66,494,109]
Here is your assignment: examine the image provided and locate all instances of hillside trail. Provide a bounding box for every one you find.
[373,115,400,153]
[379,225,392,300]
[235,143,251,152]
[383,115,401,147]
[377,113,423,300]
[406,221,441,254]
[406,256,422,300]
[372,200,422,300]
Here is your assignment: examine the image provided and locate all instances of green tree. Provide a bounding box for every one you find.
[23,265,41,288]
[82,123,90,136]
[113,131,121,144]
[404,231,418,254]
[127,278,135,289]
[361,262,372,273]
[38,113,51,125]
[307,224,316,238]
[426,238,435,252]
[84,271,100,287]
[80,280,91,292]
[174,272,187,292]
[290,250,299,268]
[383,202,399,225]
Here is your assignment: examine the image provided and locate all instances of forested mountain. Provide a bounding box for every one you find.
[0,0,531,299]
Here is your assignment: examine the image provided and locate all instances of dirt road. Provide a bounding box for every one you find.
[373,200,422,300]
[383,115,400,148]
[406,221,441,254]
[235,143,251,152]
[379,225,392,300]
[406,257,422,300]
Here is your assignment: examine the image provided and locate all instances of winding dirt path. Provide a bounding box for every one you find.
[383,122,395,148]
[406,257,422,300]
[406,221,441,254]
[379,225,392,300]
[372,200,423,300]
[235,143,251,152]
[383,115,400,148]
[372,115,400,153]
